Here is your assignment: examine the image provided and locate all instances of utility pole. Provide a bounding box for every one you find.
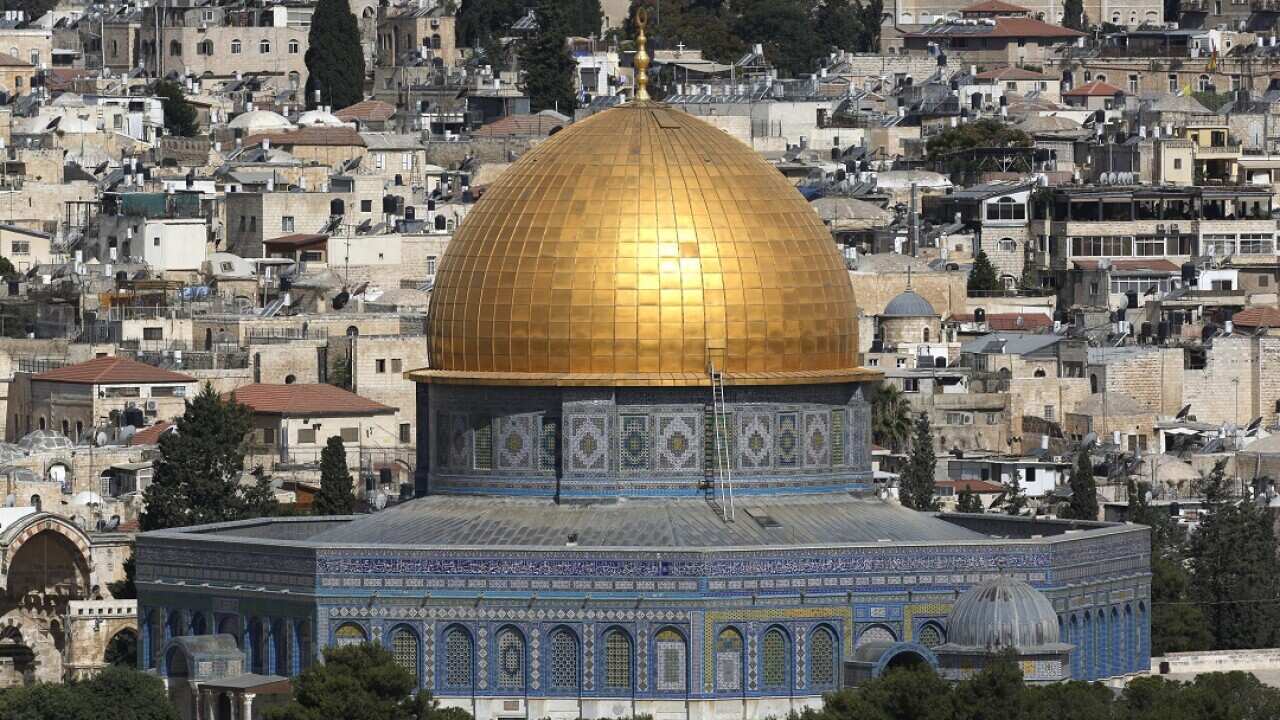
[909,182,918,256]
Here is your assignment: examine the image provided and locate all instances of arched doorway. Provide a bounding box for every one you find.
[2,522,93,685]
[217,693,233,720]
[105,627,138,667]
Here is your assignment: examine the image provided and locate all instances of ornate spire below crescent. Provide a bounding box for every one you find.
[634,7,650,102]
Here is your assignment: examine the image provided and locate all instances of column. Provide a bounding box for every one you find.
[241,692,255,720]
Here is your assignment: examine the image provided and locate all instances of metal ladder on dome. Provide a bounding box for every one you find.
[708,362,735,522]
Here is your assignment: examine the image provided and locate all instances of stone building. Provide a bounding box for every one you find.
[137,95,1151,718]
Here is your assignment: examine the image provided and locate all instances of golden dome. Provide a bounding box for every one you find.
[420,102,874,387]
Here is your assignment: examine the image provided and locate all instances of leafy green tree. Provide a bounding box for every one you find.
[107,553,136,599]
[1129,480,1211,654]
[814,0,864,53]
[265,644,460,720]
[104,628,138,668]
[735,0,823,77]
[1062,0,1086,29]
[627,0,745,67]
[852,0,883,51]
[928,119,1032,183]
[331,354,353,390]
[0,256,16,278]
[0,666,177,720]
[870,381,913,452]
[1063,447,1098,521]
[458,0,524,47]
[315,436,356,515]
[305,0,366,110]
[153,80,198,137]
[817,664,953,720]
[521,0,577,112]
[967,250,1001,296]
[141,383,276,530]
[900,411,937,511]
[997,472,1027,516]
[1023,680,1117,720]
[957,488,983,513]
[1121,672,1280,720]
[951,655,1027,720]
[1188,459,1280,650]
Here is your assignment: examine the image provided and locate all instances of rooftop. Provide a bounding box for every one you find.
[1230,306,1280,329]
[243,127,366,147]
[1063,80,1125,97]
[949,312,1053,331]
[231,384,396,416]
[31,356,195,385]
[335,100,396,123]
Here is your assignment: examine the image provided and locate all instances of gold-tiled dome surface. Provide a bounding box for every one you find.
[426,103,860,380]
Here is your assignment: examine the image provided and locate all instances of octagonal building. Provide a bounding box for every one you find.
[137,99,1151,718]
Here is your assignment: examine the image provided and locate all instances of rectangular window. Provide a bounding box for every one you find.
[986,412,1000,425]
[426,256,437,275]
[1136,236,1164,256]
[142,326,163,341]
[391,359,402,372]
[298,428,316,443]
[1044,405,1056,421]
[1168,74,1178,92]
[400,423,411,444]
[375,153,385,169]
[102,386,141,398]
[1174,158,1183,169]
[902,378,920,393]
[150,385,184,397]
[262,427,275,445]
[376,359,386,373]
[1128,74,1138,93]
[300,250,324,262]
[340,427,359,443]
[10,241,29,255]
[945,412,973,425]
[361,199,373,212]
[402,154,412,170]
[282,216,295,232]
[1240,234,1273,254]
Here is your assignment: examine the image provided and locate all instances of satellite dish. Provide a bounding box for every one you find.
[332,290,350,310]
[1082,432,1098,449]
[372,491,388,510]
[1246,416,1263,434]
[1175,404,1192,420]
[118,426,136,443]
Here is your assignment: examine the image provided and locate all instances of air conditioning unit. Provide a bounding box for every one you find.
[1156,223,1165,233]
[145,400,158,411]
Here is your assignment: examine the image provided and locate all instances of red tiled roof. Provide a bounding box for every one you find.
[937,479,1006,493]
[950,312,1053,331]
[473,114,568,137]
[962,0,1030,12]
[265,233,327,248]
[130,421,174,446]
[243,127,366,147]
[1063,80,1124,97]
[976,66,1050,81]
[904,17,1084,38]
[334,100,396,123]
[1231,306,1280,328]
[231,384,396,416]
[0,52,32,68]
[1072,259,1180,272]
[32,356,195,385]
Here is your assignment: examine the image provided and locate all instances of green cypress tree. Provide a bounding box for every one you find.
[141,383,274,530]
[901,412,937,511]
[521,0,577,112]
[304,0,366,110]
[1062,0,1086,29]
[967,250,1001,296]
[1064,447,1098,520]
[153,80,198,137]
[957,488,983,513]
[315,435,356,515]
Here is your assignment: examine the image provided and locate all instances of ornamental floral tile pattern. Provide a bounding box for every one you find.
[448,414,470,469]
[656,415,700,472]
[738,413,772,469]
[776,413,799,468]
[497,416,535,470]
[619,415,651,471]
[804,412,830,468]
[539,418,558,471]
[569,416,607,472]
[849,400,871,470]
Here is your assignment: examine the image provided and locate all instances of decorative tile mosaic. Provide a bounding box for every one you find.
[569,416,607,472]
[448,414,470,469]
[657,415,701,472]
[497,416,535,470]
[473,419,493,471]
[738,413,772,469]
[830,409,845,466]
[848,400,871,470]
[620,415,651,472]
[776,413,799,468]
[804,412,830,468]
[539,418,558,472]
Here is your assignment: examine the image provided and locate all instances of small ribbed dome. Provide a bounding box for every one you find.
[945,576,1060,651]
[228,110,293,132]
[297,110,344,127]
[882,290,937,318]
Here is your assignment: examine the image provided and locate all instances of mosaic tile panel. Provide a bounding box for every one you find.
[738,413,772,469]
[657,415,701,472]
[776,413,799,468]
[804,411,831,468]
[568,416,607,472]
[473,418,493,471]
[619,415,651,472]
[497,416,535,470]
[831,409,845,466]
[705,411,734,473]
[447,414,470,469]
[848,399,870,470]
[539,418,558,472]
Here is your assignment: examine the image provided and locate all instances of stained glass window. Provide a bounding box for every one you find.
[497,628,525,689]
[716,628,743,691]
[810,628,836,688]
[655,629,686,692]
[444,627,473,688]
[917,624,943,648]
[550,629,578,691]
[334,623,367,647]
[762,628,787,689]
[604,631,632,690]
[392,628,418,676]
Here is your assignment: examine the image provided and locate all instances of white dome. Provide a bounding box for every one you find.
[296,110,344,127]
[228,110,293,133]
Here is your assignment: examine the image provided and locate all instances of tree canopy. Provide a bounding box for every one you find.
[928,120,1032,183]
[315,436,356,515]
[520,0,578,112]
[1063,447,1098,521]
[1062,0,1086,29]
[153,80,198,137]
[1128,480,1211,655]
[967,250,1001,296]
[900,411,937,511]
[870,381,913,453]
[305,0,366,110]
[0,666,177,720]
[141,383,276,530]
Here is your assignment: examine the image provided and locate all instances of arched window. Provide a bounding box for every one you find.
[604,630,632,691]
[859,625,896,645]
[1110,607,1122,676]
[391,626,418,677]
[169,40,182,56]
[998,238,1018,253]
[496,627,525,690]
[1083,612,1094,679]
[654,628,686,692]
[167,610,186,639]
[274,620,290,676]
[198,39,213,55]
[231,39,242,54]
[288,39,300,54]
[761,627,788,690]
[1124,605,1135,675]
[922,327,930,343]
[443,626,473,689]
[334,623,367,647]
[38,417,45,430]
[716,628,743,691]
[549,628,578,692]
[1096,610,1108,678]
[1034,368,1046,378]
[432,33,442,49]
[1198,74,1211,92]
[916,623,943,648]
[260,39,271,53]
[810,626,837,689]
[29,495,40,512]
